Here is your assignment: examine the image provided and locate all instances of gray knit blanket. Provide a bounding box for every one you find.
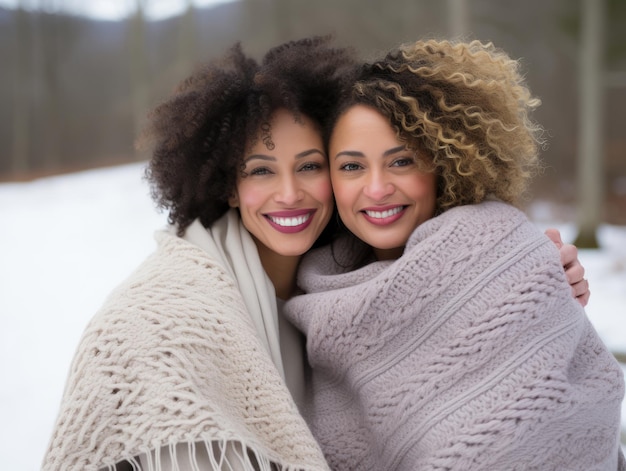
[284,200,624,471]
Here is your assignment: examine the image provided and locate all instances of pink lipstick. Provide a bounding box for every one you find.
[265,209,317,233]
[361,205,406,226]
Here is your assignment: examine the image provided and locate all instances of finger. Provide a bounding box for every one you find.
[564,258,585,284]
[571,277,589,298]
[559,243,580,270]
[576,286,590,308]
[544,228,563,249]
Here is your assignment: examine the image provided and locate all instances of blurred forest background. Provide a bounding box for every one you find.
[1,0,625,240]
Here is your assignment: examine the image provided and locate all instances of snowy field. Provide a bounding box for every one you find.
[1,162,624,470]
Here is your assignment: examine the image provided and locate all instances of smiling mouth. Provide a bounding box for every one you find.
[267,214,312,227]
[361,205,406,226]
[363,206,404,219]
[264,210,317,234]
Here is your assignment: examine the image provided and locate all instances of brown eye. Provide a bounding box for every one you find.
[391,157,415,167]
[339,162,362,172]
[299,162,322,172]
[249,167,273,176]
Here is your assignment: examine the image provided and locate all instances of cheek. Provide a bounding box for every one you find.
[411,174,438,212]
[235,183,265,211]
[330,177,356,216]
[308,176,334,208]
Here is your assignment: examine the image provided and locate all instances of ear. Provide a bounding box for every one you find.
[228,192,239,208]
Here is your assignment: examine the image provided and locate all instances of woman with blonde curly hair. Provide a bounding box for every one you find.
[283,39,624,470]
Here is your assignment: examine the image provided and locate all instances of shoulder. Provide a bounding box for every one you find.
[444,200,529,227]
[407,200,537,249]
[84,229,242,338]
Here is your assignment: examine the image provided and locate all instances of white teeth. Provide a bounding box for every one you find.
[364,206,403,219]
[268,214,310,227]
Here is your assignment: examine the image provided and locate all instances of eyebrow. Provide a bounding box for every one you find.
[334,145,407,159]
[243,148,325,164]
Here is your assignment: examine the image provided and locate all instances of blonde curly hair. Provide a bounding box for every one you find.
[333,39,546,212]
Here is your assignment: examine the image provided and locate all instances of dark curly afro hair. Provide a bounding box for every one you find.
[139,36,356,235]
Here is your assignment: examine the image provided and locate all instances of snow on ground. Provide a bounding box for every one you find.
[1,162,624,470]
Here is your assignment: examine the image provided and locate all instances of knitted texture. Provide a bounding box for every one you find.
[42,229,329,471]
[284,200,624,471]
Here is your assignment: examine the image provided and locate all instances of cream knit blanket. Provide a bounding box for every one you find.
[42,212,328,471]
[285,200,625,471]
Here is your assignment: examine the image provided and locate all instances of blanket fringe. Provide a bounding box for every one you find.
[107,439,306,471]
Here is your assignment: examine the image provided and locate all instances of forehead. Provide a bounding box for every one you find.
[247,109,323,153]
[331,105,402,150]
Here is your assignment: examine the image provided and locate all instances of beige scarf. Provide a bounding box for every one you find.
[42,210,327,471]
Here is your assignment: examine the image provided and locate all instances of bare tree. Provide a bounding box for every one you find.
[447,0,469,38]
[178,0,196,76]
[272,0,291,44]
[11,2,31,175]
[574,0,605,248]
[129,0,149,158]
[39,0,62,171]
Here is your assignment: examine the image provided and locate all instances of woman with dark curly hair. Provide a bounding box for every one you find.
[42,36,354,471]
[283,39,624,470]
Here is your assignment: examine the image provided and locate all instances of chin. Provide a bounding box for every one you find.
[273,243,311,258]
[368,239,404,250]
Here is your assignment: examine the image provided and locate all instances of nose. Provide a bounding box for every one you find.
[362,170,394,201]
[274,174,304,205]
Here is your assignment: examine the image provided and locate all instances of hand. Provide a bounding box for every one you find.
[545,228,590,307]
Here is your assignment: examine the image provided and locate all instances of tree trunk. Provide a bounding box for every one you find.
[447,0,469,38]
[40,3,61,172]
[272,0,291,44]
[11,5,31,176]
[129,0,149,158]
[574,0,605,248]
[178,0,196,75]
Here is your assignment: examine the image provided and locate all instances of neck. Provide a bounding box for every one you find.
[254,242,301,300]
[373,245,405,261]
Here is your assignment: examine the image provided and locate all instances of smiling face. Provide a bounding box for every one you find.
[330,104,437,260]
[229,109,333,259]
